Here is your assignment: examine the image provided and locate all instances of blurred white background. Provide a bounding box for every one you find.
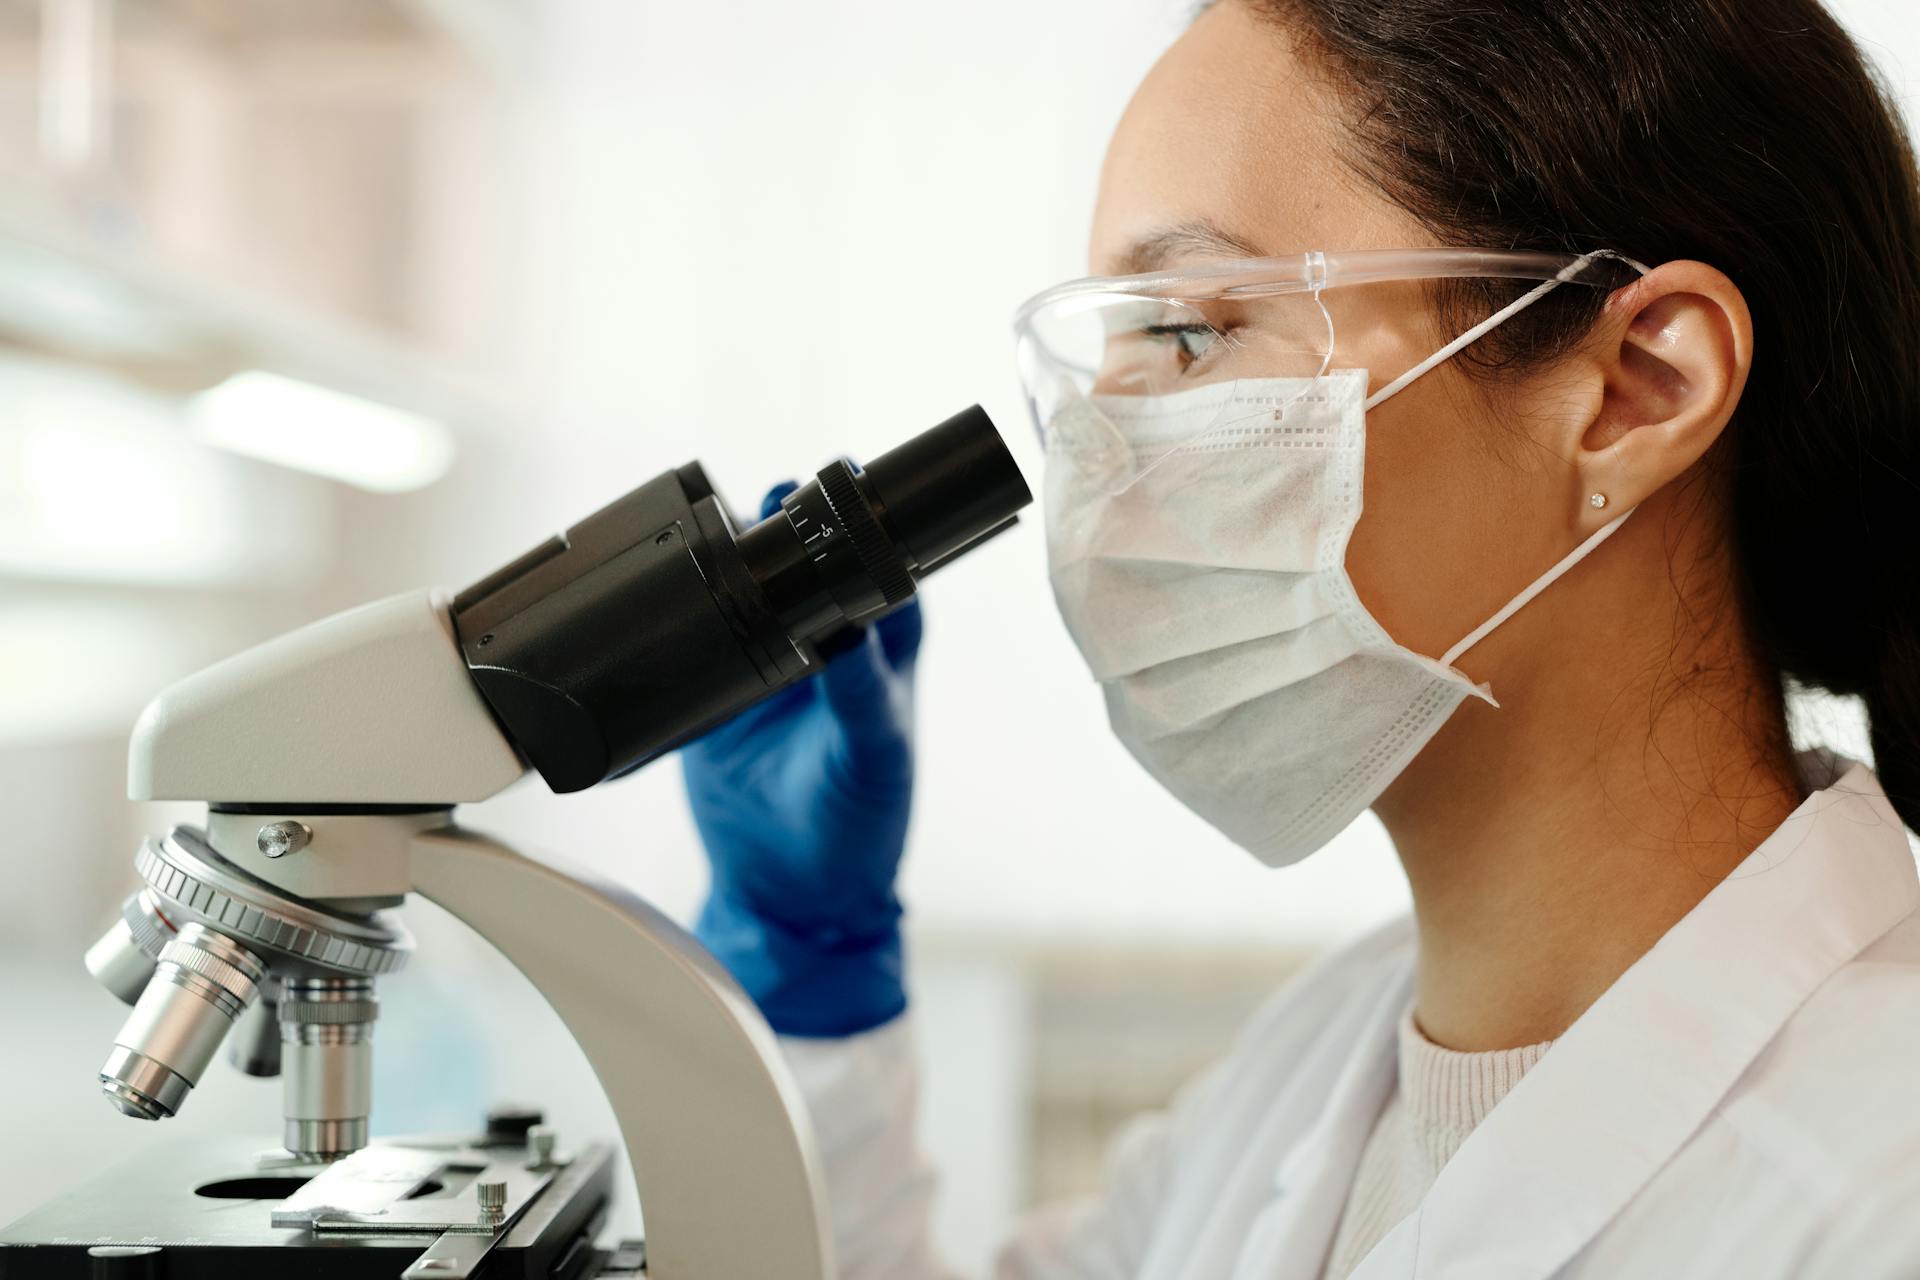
[0,0,1903,1273]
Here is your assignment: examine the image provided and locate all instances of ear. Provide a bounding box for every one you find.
[1568,260,1752,532]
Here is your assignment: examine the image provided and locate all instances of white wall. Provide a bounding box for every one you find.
[1837,0,1920,97]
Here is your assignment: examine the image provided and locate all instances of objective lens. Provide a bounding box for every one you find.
[280,977,378,1159]
[84,890,176,1006]
[99,923,266,1120]
[227,976,283,1078]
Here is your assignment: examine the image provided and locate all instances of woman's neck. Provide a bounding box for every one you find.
[1374,521,1802,1053]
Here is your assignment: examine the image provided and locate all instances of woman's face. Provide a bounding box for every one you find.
[1089,0,1601,675]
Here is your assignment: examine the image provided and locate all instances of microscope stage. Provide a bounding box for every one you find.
[0,1134,623,1279]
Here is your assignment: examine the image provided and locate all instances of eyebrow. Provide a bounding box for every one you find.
[1108,220,1268,276]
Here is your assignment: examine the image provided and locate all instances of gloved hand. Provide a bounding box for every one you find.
[684,481,923,1038]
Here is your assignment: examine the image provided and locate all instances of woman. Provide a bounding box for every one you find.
[683,0,1920,1275]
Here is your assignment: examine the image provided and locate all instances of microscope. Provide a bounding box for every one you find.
[0,407,1031,1279]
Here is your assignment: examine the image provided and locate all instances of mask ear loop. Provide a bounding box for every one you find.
[1439,507,1635,669]
[1391,248,1652,672]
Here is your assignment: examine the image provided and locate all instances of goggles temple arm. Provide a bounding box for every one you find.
[1362,251,1630,412]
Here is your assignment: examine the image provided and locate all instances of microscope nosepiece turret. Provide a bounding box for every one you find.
[91,828,412,1157]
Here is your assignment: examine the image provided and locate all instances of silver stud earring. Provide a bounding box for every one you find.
[1589,493,1610,511]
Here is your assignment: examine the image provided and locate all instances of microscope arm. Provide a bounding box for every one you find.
[410,823,833,1280]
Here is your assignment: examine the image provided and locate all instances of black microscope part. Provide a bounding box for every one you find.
[449,405,1031,794]
[0,1136,618,1280]
[860,404,1030,569]
[484,1104,547,1143]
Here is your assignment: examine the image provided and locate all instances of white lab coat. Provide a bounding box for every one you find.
[780,758,1920,1279]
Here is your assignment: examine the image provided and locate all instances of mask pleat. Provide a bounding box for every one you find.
[1054,563,1332,680]
[1093,612,1359,732]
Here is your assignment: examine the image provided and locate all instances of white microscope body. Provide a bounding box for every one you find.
[118,587,834,1280]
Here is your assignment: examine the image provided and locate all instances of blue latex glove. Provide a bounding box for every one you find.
[684,481,923,1038]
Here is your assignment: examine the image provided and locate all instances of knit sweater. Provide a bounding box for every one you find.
[1320,1007,1556,1279]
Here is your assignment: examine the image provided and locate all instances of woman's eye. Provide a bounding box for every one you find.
[1141,322,1220,368]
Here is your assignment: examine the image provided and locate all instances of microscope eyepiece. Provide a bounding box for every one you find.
[737,406,1031,643]
[861,404,1033,571]
[452,405,1033,792]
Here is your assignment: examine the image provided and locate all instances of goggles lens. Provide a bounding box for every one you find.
[1017,290,1334,492]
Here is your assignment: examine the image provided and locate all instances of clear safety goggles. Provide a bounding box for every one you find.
[1012,248,1646,492]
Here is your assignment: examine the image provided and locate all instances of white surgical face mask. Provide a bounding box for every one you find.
[1044,284,1634,867]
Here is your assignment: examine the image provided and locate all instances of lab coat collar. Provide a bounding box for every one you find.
[1361,758,1920,1280]
[1263,958,1413,1280]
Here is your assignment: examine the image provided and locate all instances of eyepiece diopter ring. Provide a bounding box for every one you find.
[815,459,915,607]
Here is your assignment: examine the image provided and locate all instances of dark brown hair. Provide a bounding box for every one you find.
[1244,0,1920,830]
